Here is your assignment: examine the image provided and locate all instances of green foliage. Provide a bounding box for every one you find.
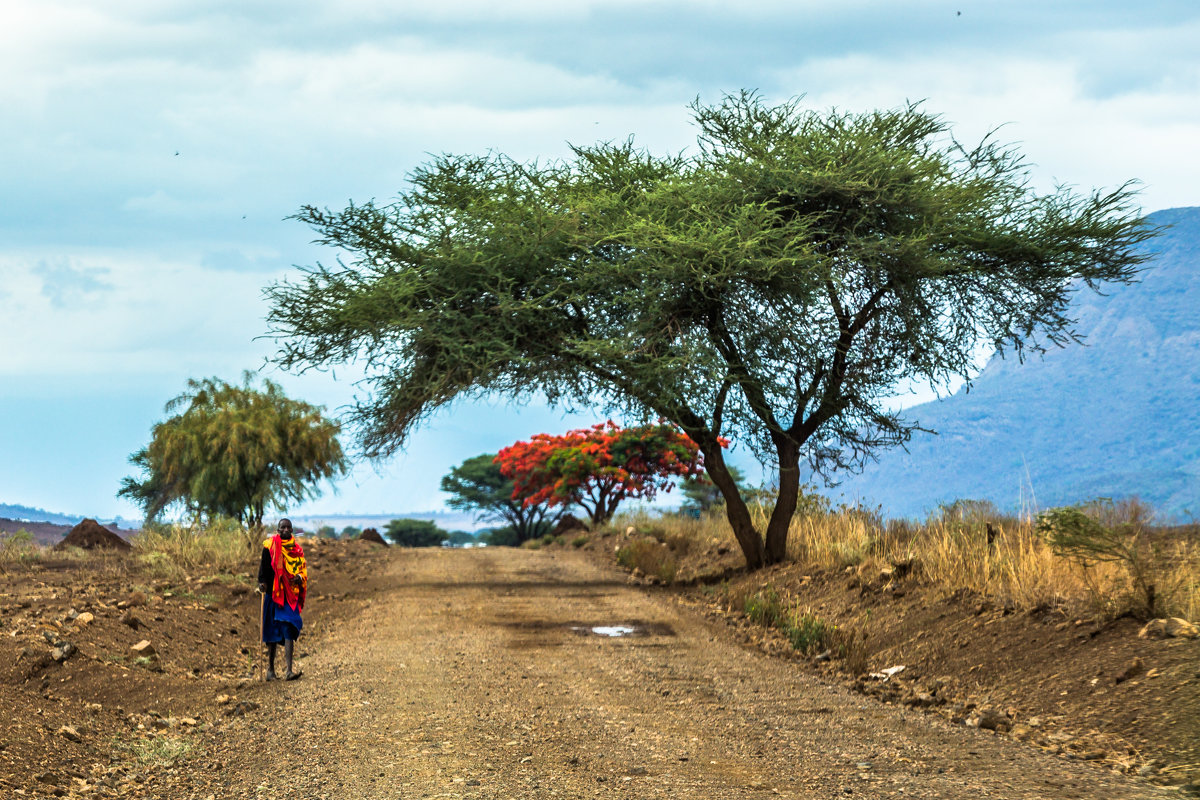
[384,518,448,547]
[266,92,1156,570]
[742,585,841,656]
[316,525,337,538]
[443,530,478,546]
[743,585,786,627]
[440,453,556,543]
[119,373,346,526]
[571,534,589,548]
[340,525,361,538]
[1036,498,1166,618]
[785,612,836,654]
[479,526,520,547]
[0,528,38,566]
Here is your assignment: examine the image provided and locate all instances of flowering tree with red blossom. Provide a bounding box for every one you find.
[495,422,707,527]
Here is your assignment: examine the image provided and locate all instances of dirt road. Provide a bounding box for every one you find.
[152,546,1164,799]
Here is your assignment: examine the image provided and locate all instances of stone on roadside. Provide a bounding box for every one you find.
[51,642,76,663]
[73,612,94,626]
[970,708,1010,732]
[119,611,143,629]
[215,694,233,705]
[224,700,259,717]
[902,692,937,708]
[1138,617,1199,639]
[1115,657,1144,683]
[117,590,147,610]
[58,725,82,743]
[131,640,156,656]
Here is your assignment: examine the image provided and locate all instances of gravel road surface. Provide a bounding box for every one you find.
[155,546,1165,799]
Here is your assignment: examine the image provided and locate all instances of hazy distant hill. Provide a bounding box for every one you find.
[282,511,486,535]
[833,206,1200,521]
[0,503,84,526]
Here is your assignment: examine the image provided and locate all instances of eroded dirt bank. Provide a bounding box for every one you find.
[111,546,1171,799]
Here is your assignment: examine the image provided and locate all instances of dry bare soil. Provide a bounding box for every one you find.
[0,540,1193,799]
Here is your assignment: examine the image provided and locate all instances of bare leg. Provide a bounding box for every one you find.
[265,643,278,681]
[284,639,302,681]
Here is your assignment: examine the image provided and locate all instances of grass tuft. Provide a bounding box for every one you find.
[616,539,678,583]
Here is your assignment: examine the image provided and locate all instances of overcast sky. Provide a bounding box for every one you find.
[2,0,1198,522]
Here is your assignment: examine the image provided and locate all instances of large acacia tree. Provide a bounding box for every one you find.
[119,373,347,526]
[266,93,1155,569]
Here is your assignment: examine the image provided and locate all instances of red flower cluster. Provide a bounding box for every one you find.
[494,421,710,526]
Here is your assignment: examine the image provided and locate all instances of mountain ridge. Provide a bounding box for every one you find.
[832,205,1200,520]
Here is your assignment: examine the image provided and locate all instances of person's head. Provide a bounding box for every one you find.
[277,518,293,539]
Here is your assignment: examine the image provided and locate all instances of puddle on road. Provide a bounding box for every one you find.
[568,622,675,638]
[574,625,637,637]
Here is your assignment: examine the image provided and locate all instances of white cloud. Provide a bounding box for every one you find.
[772,50,1200,211]
[1,0,1197,517]
[0,253,278,379]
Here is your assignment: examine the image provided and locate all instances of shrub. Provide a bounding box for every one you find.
[785,611,833,653]
[0,529,39,566]
[132,517,257,580]
[743,585,785,627]
[617,539,678,583]
[739,584,867,664]
[1037,498,1172,619]
[571,535,589,548]
[384,518,448,547]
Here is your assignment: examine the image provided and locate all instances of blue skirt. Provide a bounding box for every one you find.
[262,597,303,643]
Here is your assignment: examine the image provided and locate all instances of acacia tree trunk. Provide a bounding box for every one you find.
[701,442,766,569]
[764,439,801,564]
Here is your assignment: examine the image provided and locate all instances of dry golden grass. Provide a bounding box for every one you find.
[1,518,263,583]
[635,500,1200,621]
[131,519,261,580]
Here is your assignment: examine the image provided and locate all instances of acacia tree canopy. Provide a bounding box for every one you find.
[266,93,1157,569]
[119,373,347,527]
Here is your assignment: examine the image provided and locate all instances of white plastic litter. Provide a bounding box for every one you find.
[868,665,906,680]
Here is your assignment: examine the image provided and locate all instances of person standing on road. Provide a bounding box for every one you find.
[258,518,307,681]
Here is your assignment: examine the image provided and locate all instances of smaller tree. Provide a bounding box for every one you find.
[495,421,707,527]
[119,373,346,527]
[479,526,520,547]
[340,525,362,539]
[385,518,448,547]
[443,530,478,546]
[441,453,558,544]
[316,525,337,538]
